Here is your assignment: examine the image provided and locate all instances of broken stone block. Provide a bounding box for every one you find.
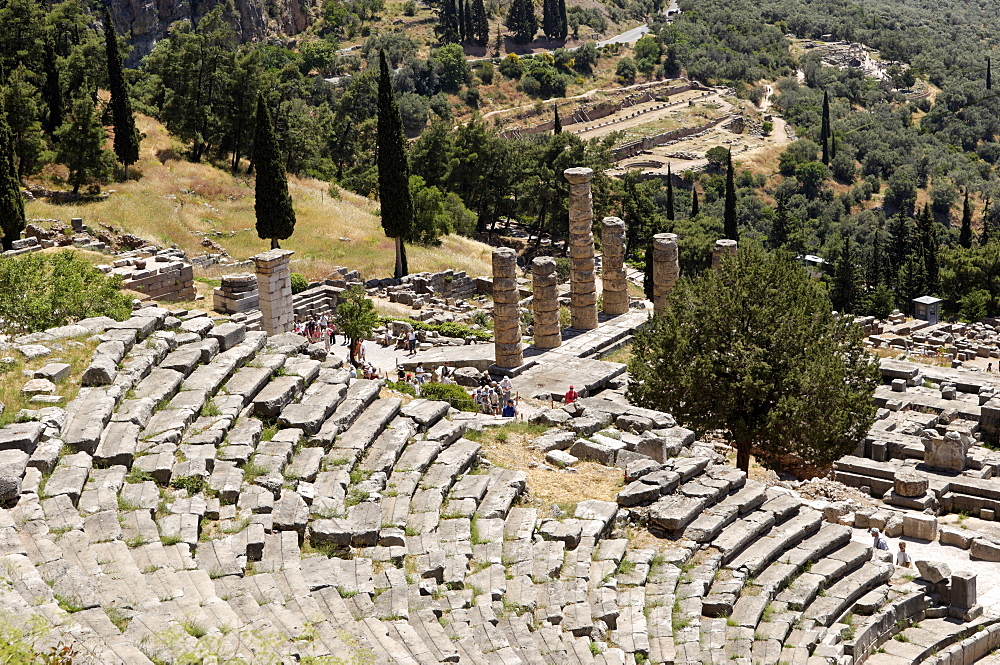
[894,470,928,498]
[545,450,577,468]
[923,430,970,471]
[915,559,951,583]
[902,513,937,541]
[0,449,29,503]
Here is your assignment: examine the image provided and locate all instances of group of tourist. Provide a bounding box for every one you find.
[293,315,339,349]
[472,374,518,417]
[379,328,419,355]
[870,528,913,567]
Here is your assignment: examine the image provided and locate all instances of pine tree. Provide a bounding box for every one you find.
[887,211,910,273]
[505,0,537,45]
[436,0,461,44]
[960,191,973,249]
[665,164,675,222]
[770,196,790,249]
[253,94,296,249]
[102,6,141,179]
[989,57,993,91]
[0,102,25,252]
[556,0,567,39]
[377,50,414,279]
[470,0,489,45]
[553,105,561,134]
[690,186,699,217]
[723,149,737,240]
[820,89,830,166]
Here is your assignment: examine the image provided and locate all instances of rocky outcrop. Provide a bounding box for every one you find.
[109,0,315,64]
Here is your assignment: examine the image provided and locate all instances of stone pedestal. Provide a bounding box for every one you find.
[492,247,524,368]
[532,257,561,349]
[652,233,679,315]
[213,273,259,314]
[251,249,294,336]
[564,167,598,330]
[712,239,738,269]
[600,217,628,315]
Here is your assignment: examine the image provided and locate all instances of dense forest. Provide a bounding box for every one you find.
[6,0,1000,317]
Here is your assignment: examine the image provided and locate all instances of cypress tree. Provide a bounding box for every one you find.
[553,106,561,134]
[470,0,489,46]
[723,149,737,240]
[665,164,674,222]
[42,40,62,136]
[820,89,830,166]
[770,196,790,249]
[831,232,861,313]
[557,0,567,39]
[0,103,25,252]
[436,0,460,44]
[542,0,555,39]
[830,131,837,161]
[919,203,939,291]
[505,0,537,45]
[690,186,699,217]
[989,57,993,91]
[377,50,414,279]
[253,94,296,249]
[960,191,973,249]
[981,212,992,246]
[102,6,141,179]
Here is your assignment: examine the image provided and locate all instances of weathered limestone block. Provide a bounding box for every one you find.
[0,449,28,503]
[532,257,561,349]
[712,239,738,269]
[492,248,523,368]
[652,233,679,314]
[894,470,928,498]
[923,430,970,471]
[565,167,598,330]
[601,216,629,315]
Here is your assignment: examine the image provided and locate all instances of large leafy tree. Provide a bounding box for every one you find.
[628,243,879,475]
[335,285,379,366]
[0,101,25,252]
[377,50,414,278]
[253,94,296,249]
[102,6,141,178]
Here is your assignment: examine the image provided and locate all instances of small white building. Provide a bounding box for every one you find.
[913,295,942,325]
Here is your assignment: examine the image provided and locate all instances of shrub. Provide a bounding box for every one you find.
[387,380,416,396]
[421,382,478,411]
[402,0,416,15]
[290,272,309,294]
[0,250,131,334]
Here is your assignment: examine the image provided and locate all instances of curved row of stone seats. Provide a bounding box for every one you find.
[922,617,1000,665]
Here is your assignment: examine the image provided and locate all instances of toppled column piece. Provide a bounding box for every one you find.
[532,257,561,349]
[652,233,679,315]
[601,217,628,315]
[712,239,738,269]
[492,248,524,368]
[251,249,294,336]
[565,167,598,330]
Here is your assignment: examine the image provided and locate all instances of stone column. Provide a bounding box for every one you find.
[712,239,738,270]
[600,217,629,315]
[564,167,598,330]
[652,233,679,315]
[532,257,561,349]
[492,247,524,368]
[251,249,294,336]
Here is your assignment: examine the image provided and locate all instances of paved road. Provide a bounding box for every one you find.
[597,0,678,47]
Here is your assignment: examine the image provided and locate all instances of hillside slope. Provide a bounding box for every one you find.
[25,115,493,281]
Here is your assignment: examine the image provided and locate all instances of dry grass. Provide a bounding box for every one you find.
[600,342,632,365]
[26,115,493,282]
[470,422,625,504]
[0,336,101,428]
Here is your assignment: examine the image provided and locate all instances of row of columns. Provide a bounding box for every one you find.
[492,166,737,369]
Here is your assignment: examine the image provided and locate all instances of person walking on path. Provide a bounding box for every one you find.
[870,528,889,551]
